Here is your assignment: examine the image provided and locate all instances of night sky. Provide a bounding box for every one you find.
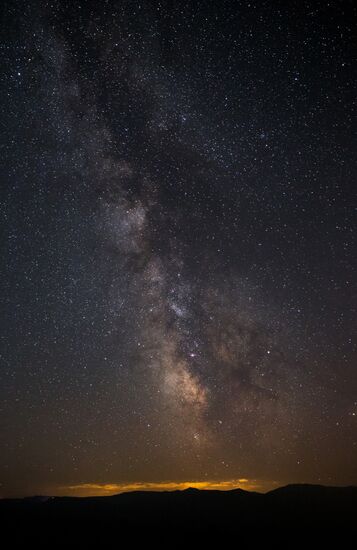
[1,0,356,498]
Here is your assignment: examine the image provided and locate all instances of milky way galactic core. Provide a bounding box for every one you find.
[1,0,356,497]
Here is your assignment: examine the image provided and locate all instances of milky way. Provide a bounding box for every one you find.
[1,1,356,497]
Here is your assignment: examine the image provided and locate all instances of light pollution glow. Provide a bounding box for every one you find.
[53,479,279,497]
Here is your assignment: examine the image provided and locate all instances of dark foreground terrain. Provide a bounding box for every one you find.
[1,484,356,543]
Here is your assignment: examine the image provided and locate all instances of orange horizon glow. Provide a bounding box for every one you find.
[53,478,280,497]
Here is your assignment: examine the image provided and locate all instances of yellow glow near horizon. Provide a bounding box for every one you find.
[54,478,279,497]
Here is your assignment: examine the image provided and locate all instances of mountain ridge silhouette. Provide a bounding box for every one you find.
[2,482,355,501]
[1,483,356,542]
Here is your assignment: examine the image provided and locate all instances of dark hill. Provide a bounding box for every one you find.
[1,484,356,542]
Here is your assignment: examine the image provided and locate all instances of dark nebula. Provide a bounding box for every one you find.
[0,0,356,497]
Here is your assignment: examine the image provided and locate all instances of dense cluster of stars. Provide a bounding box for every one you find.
[0,0,356,497]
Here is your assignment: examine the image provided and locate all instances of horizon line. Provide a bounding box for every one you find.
[3,478,355,499]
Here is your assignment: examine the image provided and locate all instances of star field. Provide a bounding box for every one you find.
[0,0,356,497]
